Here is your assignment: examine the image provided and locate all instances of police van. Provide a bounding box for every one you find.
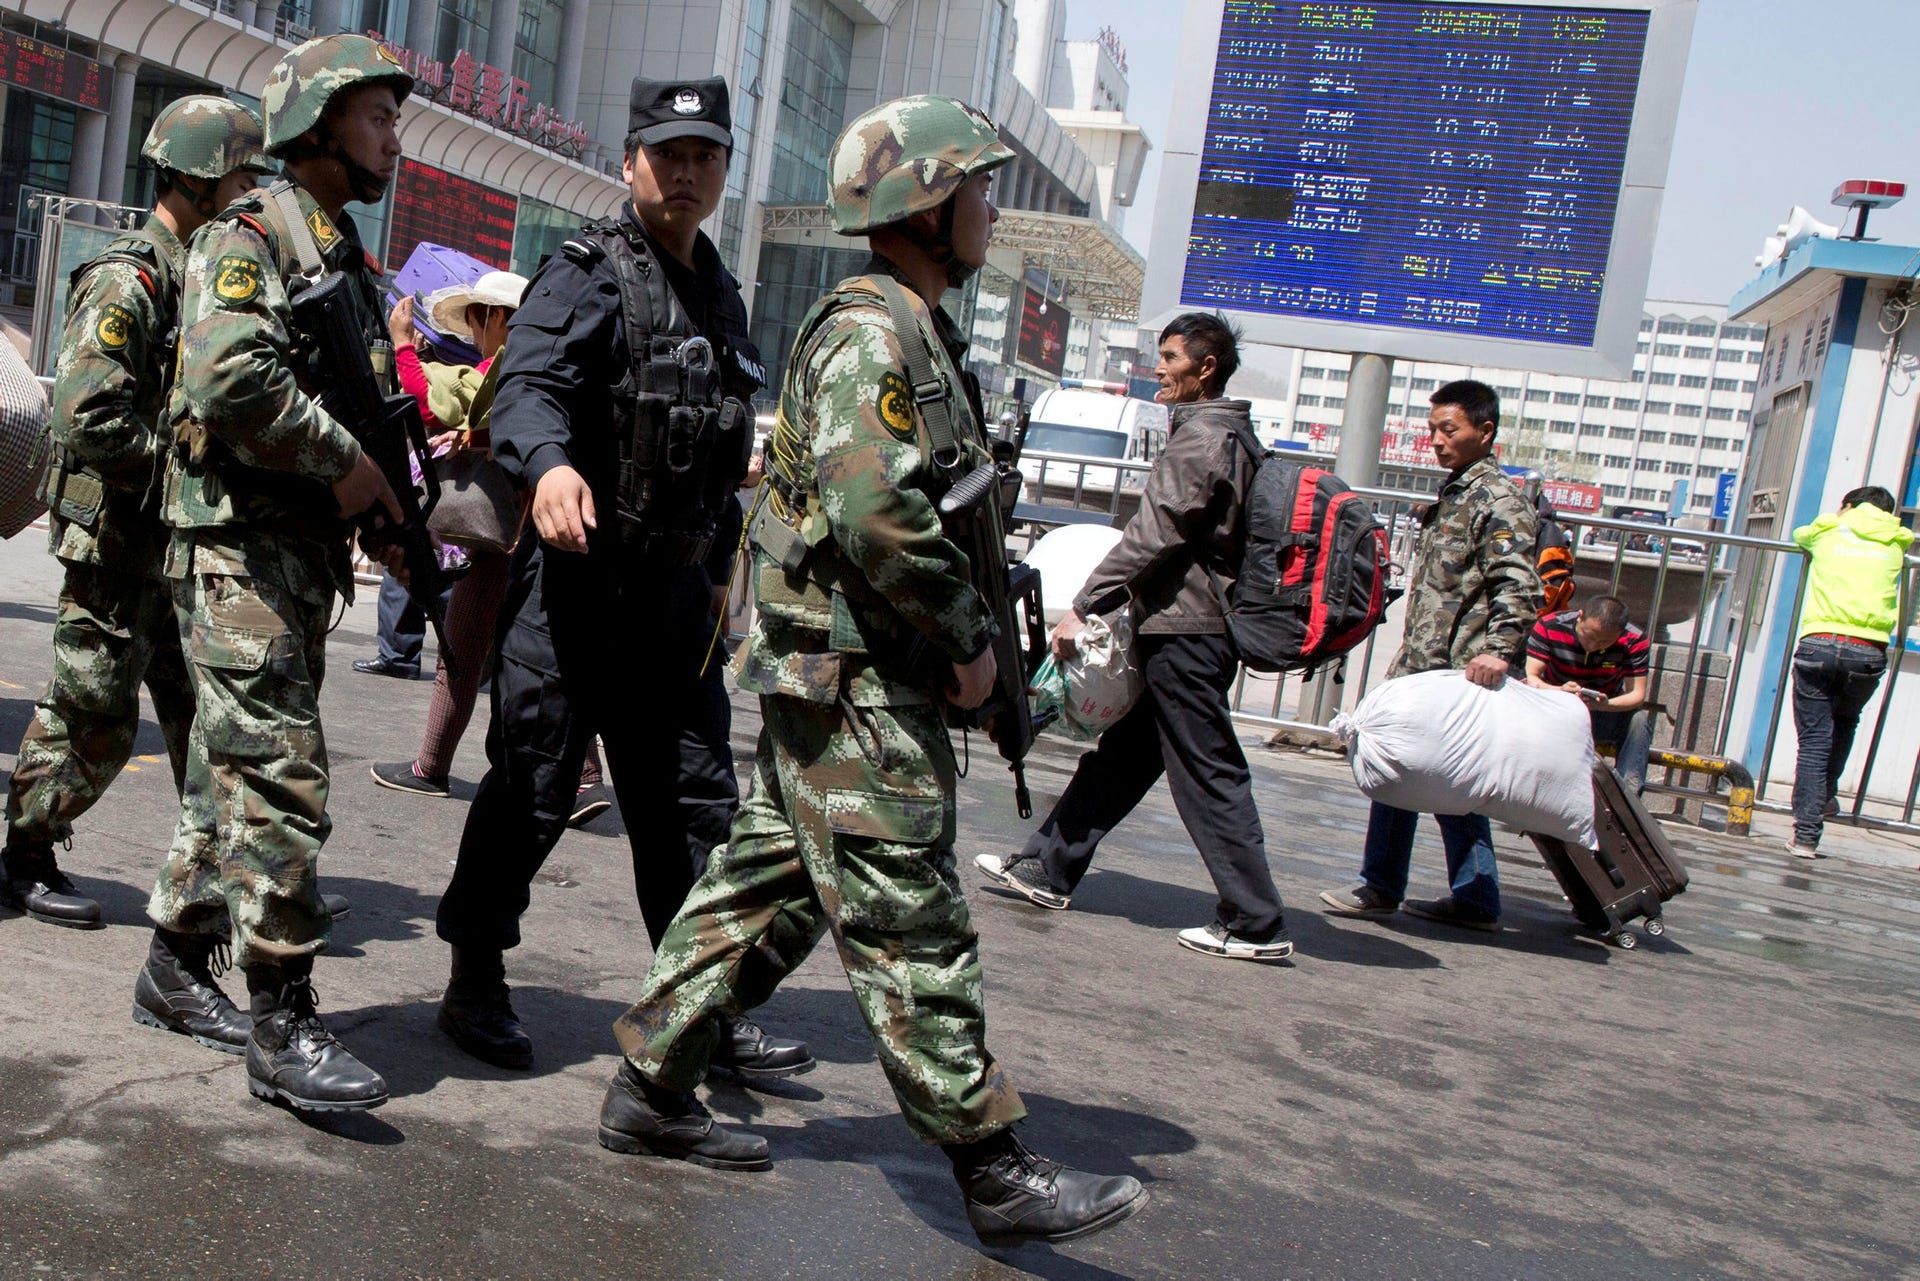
[1017,383,1169,502]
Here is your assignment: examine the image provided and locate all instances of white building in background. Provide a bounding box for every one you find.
[1266,301,1765,513]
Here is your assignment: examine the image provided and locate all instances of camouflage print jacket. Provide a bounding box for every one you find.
[1388,454,1542,678]
[44,216,185,568]
[744,256,994,708]
[162,180,382,595]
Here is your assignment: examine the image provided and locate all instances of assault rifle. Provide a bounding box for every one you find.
[289,271,452,663]
[931,455,1052,818]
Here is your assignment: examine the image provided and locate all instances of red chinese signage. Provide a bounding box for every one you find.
[1539,479,1604,514]
[387,158,517,274]
[368,32,591,158]
[0,32,107,112]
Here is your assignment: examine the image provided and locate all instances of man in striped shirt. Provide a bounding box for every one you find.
[1524,595,1653,791]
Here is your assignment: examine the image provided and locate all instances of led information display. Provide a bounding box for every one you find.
[387,158,517,273]
[0,32,108,112]
[1015,287,1071,376]
[1183,1,1651,349]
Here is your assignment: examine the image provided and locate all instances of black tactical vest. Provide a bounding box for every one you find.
[563,218,753,567]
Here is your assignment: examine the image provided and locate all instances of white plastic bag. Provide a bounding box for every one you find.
[1332,669,1598,847]
[0,337,50,540]
[1057,608,1144,738]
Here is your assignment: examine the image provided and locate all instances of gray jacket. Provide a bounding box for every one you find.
[1074,397,1258,635]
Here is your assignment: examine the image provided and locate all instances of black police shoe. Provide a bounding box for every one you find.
[244,968,388,1112]
[438,947,533,1069]
[597,1060,770,1170]
[132,929,249,1054]
[0,844,103,930]
[708,1015,815,1080]
[351,655,418,679]
[955,1132,1147,1246]
[323,892,351,921]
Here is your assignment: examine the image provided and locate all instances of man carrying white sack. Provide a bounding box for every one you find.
[1321,379,1541,932]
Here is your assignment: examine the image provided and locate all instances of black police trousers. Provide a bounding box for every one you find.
[436,537,737,952]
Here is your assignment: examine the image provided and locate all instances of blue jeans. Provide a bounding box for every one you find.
[1360,802,1501,919]
[1590,708,1654,793]
[1791,635,1887,847]
[375,572,425,673]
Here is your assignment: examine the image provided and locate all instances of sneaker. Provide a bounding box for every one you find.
[973,853,1070,910]
[1175,921,1293,962]
[1785,840,1822,860]
[1402,896,1499,932]
[1318,884,1399,918]
[569,782,614,827]
[369,760,450,798]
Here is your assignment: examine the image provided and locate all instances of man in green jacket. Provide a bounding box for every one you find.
[1786,485,1913,857]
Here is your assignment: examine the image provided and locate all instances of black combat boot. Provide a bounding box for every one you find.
[0,837,102,929]
[437,947,533,1069]
[132,928,250,1053]
[244,960,389,1112]
[597,1060,771,1170]
[322,892,351,921]
[947,1129,1148,1246]
[707,1015,815,1081]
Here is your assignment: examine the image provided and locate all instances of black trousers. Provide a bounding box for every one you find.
[1019,631,1285,937]
[437,538,737,952]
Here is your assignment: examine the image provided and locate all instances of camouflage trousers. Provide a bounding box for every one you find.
[613,694,1027,1144]
[5,554,195,849]
[147,535,334,968]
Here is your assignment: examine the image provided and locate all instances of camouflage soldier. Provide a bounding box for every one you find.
[600,96,1147,1247]
[1321,379,1540,932]
[140,34,411,1112]
[1,97,274,931]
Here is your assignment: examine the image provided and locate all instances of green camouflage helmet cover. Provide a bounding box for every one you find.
[262,33,414,156]
[829,95,1015,235]
[141,95,274,179]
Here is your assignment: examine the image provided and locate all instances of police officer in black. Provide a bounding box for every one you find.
[435,76,810,1079]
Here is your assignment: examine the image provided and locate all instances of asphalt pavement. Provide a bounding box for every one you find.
[1,529,1917,1280]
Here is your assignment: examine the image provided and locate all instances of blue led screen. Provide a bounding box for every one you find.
[1183,1,1651,348]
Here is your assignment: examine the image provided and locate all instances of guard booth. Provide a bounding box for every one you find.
[1721,183,1920,805]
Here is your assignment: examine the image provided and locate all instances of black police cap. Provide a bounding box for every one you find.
[629,77,733,148]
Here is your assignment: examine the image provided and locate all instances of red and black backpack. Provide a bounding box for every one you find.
[1212,423,1397,674]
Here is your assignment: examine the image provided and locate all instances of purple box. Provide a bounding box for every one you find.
[387,242,490,366]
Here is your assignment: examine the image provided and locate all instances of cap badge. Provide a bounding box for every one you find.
[671,89,703,116]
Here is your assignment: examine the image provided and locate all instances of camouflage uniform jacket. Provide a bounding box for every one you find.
[162,180,383,596]
[45,216,186,568]
[1388,453,1541,678]
[745,256,994,707]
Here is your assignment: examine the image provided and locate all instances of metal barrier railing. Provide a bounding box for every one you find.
[1006,456,1920,838]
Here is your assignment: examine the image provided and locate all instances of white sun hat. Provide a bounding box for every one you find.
[428,269,530,340]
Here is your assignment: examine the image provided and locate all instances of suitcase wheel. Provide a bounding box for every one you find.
[1644,917,1665,938]
[1611,929,1638,950]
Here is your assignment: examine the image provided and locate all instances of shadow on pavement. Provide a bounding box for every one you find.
[331,987,637,1094]
[751,1091,1187,1276]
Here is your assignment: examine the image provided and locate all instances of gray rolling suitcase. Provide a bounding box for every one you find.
[1531,764,1688,949]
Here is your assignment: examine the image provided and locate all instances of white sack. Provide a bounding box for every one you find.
[0,339,49,540]
[1332,669,1598,848]
[1059,608,1144,736]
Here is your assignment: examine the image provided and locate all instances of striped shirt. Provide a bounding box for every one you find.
[1526,609,1650,696]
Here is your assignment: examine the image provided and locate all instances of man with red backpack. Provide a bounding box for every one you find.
[976,312,1291,962]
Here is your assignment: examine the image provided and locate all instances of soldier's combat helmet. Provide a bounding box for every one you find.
[262,33,413,157]
[141,96,274,180]
[828,95,1014,236]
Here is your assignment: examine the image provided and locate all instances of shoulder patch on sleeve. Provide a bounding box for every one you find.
[877,369,915,438]
[94,302,136,350]
[212,254,262,304]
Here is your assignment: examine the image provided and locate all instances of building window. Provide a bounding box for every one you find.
[749,240,869,402]
[1665,460,1691,475]
[1745,350,1762,364]
[432,0,490,67]
[1605,454,1632,468]
[1683,345,1712,360]
[1630,486,1657,501]
[1550,419,1575,433]
[1297,394,1321,407]
[1521,417,1547,429]
[1607,425,1634,440]
[512,0,565,108]
[1552,391,1580,405]
[1707,407,1734,420]
[1636,341,1650,355]
[1640,430,1667,445]
[1655,343,1681,357]
[1495,385,1522,400]
[1673,403,1703,417]
[510,194,575,276]
[1326,368,1349,382]
[719,0,774,269]
[1410,377,1437,391]
[1302,365,1325,378]
[1686,321,1716,337]
[1648,372,1676,385]
[1669,433,1697,448]
[1710,377,1739,391]
[1639,318,1654,332]
[1579,452,1601,466]
[1742,381,1757,394]
[1703,436,1731,451]
[1603,483,1627,498]
[1678,374,1708,388]
[1657,319,1684,335]
[766,0,856,204]
[1611,396,1639,411]
[1325,396,1345,409]
[1635,457,1660,472]
[1645,400,1671,414]
[1697,464,1719,479]
[1583,394,1610,408]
